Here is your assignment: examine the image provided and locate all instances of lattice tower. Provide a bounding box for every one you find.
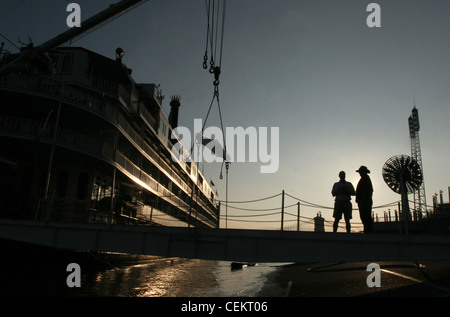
[408,106,427,218]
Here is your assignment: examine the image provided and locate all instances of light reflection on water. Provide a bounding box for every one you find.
[73,258,280,297]
[1,252,282,297]
[0,241,283,297]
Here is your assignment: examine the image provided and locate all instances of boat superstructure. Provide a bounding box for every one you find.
[0,46,219,229]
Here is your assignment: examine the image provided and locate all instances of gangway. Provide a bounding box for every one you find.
[0,219,449,263]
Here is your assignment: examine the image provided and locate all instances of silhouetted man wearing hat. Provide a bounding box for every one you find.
[356,166,373,233]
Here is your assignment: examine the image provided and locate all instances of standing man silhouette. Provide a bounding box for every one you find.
[356,166,374,233]
[332,171,355,233]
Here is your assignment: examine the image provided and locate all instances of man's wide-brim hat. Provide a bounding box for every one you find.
[356,166,370,174]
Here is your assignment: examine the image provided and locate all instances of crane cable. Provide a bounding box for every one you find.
[198,0,228,165]
[200,0,228,226]
[203,0,227,86]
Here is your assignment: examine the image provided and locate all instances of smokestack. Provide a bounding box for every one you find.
[168,95,181,129]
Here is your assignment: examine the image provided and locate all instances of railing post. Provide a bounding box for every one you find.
[42,102,61,221]
[217,201,221,229]
[281,190,285,231]
[109,130,119,224]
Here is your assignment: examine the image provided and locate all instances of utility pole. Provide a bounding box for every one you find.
[281,190,285,231]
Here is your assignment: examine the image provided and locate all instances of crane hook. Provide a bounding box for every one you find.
[213,66,221,86]
[203,52,208,69]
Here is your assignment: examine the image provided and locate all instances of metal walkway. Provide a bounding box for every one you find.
[0,219,449,262]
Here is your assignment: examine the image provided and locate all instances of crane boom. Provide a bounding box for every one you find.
[0,0,147,77]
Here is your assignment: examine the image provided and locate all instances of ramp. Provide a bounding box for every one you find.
[0,219,449,262]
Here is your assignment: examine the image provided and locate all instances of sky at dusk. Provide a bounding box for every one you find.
[1,0,450,231]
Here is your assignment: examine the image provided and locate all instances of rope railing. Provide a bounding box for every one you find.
[218,192,282,204]
[216,190,433,232]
